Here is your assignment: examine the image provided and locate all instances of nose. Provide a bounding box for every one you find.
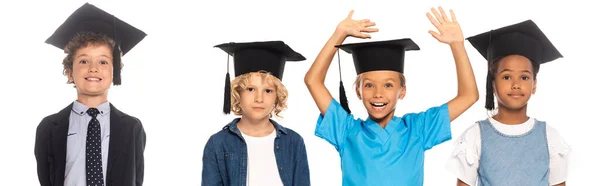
[254,92,263,103]
[373,86,384,98]
[88,62,99,73]
[511,82,521,90]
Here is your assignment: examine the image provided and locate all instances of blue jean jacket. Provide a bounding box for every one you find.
[201,118,310,186]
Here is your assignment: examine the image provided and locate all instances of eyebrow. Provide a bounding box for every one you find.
[362,78,397,82]
[499,69,532,74]
[246,83,275,89]
[74,54,112,59]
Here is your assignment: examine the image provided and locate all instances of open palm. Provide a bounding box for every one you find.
[336,10,379,39]
[426,7,464,44]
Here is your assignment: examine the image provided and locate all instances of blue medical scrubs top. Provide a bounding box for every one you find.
[315,99,451,186]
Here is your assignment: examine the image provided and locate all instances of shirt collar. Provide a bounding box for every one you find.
[225,118,289,137]
[71,100,111,117]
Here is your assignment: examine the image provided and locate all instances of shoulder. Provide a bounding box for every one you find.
[540,121,571,154]
[281,127,305,142]
[540,120,561,137]
[461,121,482,138]
[207,125,236,144]
[401,103,449,118]
[452,121,482,151]
[36,103,73,133]
[111,105,144,129]
[36,113,59,135]
[535,119,567,142]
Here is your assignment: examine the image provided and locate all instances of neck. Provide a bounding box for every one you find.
[77,94,108,108]
[237,116,275,137]
[493,104,529,125]
[371,109,395,128]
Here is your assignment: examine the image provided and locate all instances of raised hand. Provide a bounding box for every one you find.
[336,10,379,39]
[426,6,464,44]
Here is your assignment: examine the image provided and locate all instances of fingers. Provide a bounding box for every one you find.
[347,10,355,19]
[430,7,444,24]
[426,13,440,28]
[360,20,376,27]
[450,9,458,23]
[438,6,450,23]
[428,30,442,41]
[361,27,379,33]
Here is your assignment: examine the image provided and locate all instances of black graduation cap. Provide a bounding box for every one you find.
[466,20,563,110]
[45,3,147,85]
[334,38,420,113]
[215,41,306,114]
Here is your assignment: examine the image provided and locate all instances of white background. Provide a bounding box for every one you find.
[0,0,598,185]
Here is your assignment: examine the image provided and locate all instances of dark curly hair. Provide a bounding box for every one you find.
[62,32,116,84]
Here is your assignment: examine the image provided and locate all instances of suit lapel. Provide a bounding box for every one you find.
[107,103,125,183]
[50,103,73,185]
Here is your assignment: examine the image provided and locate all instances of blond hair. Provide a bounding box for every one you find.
[353,72,406,98]
[230,71,288,118]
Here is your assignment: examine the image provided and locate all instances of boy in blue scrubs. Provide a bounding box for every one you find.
[304,7,479,185]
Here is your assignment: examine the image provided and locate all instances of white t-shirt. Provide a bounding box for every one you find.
[241,129,284,186]
[445,117,571,186]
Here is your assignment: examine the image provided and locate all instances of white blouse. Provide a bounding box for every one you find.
[445,117,571,186]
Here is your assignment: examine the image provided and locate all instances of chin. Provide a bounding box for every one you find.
[80,91,108,97]
[367,111,390,120]
[243,113,270,121]
[498,102,528,110]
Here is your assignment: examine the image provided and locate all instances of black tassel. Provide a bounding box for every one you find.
[484,72,494,111]
[336,49,351,113]
[112,47,122,85]
[223,72,231,114]
[339,81,351,114]
[484,29,494,111]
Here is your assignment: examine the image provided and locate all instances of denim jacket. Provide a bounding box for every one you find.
[201,118,310,186]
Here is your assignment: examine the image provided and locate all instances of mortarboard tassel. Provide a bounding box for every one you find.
[484,72,494,111]
[339,81,351,113]
[484,29,494,111]
[337,50,351,113]
[223,73,231,114]
[112,17,122,86]
[223,54,232,114]
[112,45,122,85]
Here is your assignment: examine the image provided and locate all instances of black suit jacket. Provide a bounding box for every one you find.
[35,103,146,186]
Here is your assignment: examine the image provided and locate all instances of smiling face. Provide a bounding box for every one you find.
[62,32,118,99]
[66,44,114,97]
[492,55,537,111]
[355,70,406,121]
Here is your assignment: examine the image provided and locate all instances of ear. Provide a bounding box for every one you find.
[355,85,362,100]
[492,82,497,97]
[66,69,74,83]
[532,79,537,94]
[398,85,406,100]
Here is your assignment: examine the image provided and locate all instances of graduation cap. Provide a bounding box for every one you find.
[466,20,563,110]
[215,41,306,114]
[45,3,147,85]
[335,38,421,113]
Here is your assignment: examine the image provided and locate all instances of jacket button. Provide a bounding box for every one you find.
[279,167,283,171]
[276,146,280,149]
